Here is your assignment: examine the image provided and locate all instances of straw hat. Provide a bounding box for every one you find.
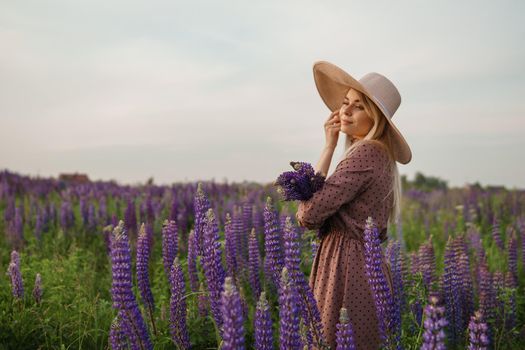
[312,60,412,164]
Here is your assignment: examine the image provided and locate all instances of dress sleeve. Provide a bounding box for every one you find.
[295,142,380,230]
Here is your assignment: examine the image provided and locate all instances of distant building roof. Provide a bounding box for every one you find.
[58,173,90,183]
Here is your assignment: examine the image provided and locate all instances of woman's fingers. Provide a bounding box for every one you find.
[325,111,340,127]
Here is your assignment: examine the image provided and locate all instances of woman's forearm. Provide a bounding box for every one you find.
[315,145,336,177]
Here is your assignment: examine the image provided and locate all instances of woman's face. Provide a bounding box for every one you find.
[339,88,374,139]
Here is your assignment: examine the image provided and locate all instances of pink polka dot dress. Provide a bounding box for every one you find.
[296,140,395,350]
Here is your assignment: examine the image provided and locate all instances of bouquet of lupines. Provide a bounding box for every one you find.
[274,161,326,201]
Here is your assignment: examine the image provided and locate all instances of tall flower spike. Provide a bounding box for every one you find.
[194,182,211,257]
[363,217,393,346]
[282,216,324,348]
[137,223,156,335]
[442,235,464,345]
[7,250,23,300]
[263,197,284,291]
[248,228,262,299]
[110,311,130,350]
[187,229,199,292]
[335,307,356,350]
[169,257,191,350]
[477,260,495,345]
[201,208,226,335]
[162,219,178,280]
[110,220,152,350]
[254,291,274,350]
[420,295,448,350]
[224,213,238,281]
[233,205,247,274]
[385,239,403,349]
[278,267,303,350]
[220,276,246,350]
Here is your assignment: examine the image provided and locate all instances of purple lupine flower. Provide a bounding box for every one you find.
[144,221,154,252]
[220,276,245,350]
[363,217,393,346]
[254,291,274,350]
[136,223,155,335]
[418,237,436,290]
[110,311,129,350]
[110,220,152,350]
[242,201,253,253]
[233,205,247,276]
[32,273,43,304]
[335,307,356,350]
[7,250,23,299]
[282,216,324,348]
[194,182,211,257]
[187,229,199,292]
[477,259,495,345]
[201,208,226,335]
[506,229,518,281]
[278,267,303,350]
[282,216,311,346]
[162,219,178,279]
[385,239,403,349]
[452,235,473,331]
[225,213,238,281]
[420,295,448,350]
[491,216,504,250]
[467,311,490,350]
[456,249,474,330]
[263,197,284,291]
[169,257,191,350]
[248,228,262,299]
[442,235,464,345]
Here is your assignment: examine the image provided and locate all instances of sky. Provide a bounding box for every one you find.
[1,0,524,188]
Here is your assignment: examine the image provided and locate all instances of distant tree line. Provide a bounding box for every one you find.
[401,171,448,192]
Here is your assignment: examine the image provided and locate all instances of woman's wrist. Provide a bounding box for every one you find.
[324,143,337,151]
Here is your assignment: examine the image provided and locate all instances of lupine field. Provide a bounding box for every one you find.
[0,169,524,349]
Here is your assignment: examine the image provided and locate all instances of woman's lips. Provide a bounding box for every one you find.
[341,120,352,125]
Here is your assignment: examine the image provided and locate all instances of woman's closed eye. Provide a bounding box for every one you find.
[342,101,363,110]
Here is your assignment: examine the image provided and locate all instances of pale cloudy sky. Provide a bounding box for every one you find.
[1,0,524,188]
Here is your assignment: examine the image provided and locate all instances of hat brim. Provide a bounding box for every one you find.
[313,61,412,164]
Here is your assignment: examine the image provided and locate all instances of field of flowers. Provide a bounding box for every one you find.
[0,169,523,349]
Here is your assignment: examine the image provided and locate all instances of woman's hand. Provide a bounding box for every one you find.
[324,109,341,149]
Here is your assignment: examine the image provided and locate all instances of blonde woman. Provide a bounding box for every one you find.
[296,61,412,350]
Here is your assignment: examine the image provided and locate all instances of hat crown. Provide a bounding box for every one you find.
[359,72,401,120]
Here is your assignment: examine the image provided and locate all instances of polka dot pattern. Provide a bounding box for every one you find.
[296,140,395,350]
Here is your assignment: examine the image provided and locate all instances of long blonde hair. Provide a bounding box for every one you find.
[339,88,402,227]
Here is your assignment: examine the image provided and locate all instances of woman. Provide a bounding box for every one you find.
[296,61,412,350]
